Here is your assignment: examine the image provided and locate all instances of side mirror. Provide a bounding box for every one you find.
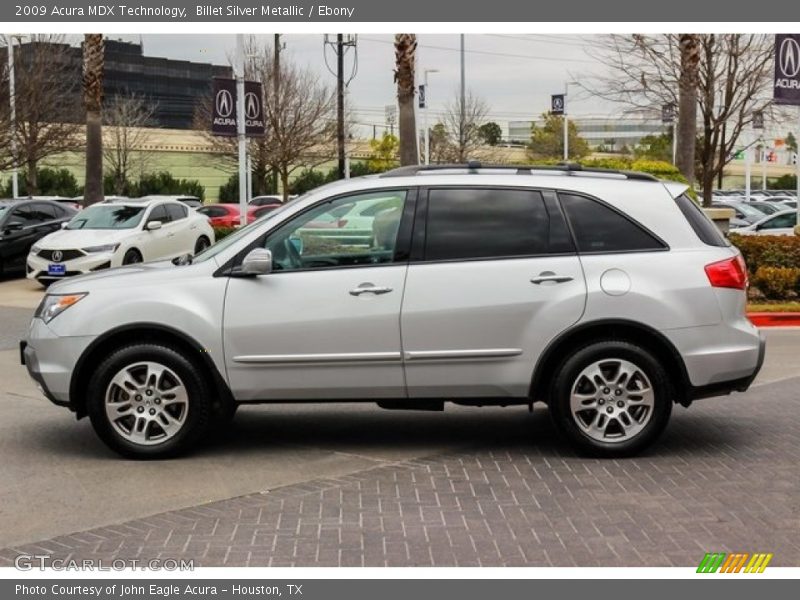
[145,220,162,231]
[61,222,69,229]
[237,248,273,276]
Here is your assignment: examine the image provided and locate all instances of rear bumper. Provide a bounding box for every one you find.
[687,330,766,401]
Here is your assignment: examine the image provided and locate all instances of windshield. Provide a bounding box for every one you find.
[735,203,766,220]
[191,201,295,263]
[67,205,146,230]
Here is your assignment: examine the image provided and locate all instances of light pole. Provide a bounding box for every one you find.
[423,68,438,165]
[235,34,247,226]
[6,35,21,198]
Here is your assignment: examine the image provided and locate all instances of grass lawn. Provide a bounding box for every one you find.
[747,301,800,313]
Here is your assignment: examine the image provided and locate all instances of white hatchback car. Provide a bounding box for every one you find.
[26,198,215,285]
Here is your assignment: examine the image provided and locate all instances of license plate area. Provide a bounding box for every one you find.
[47,264,66,276]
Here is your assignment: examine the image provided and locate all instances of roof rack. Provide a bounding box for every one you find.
[379,161,659,182]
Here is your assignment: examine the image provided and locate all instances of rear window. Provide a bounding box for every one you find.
[560,193,666,253]
[674,193,729,247]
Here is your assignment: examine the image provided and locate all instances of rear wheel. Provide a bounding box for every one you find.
[122,249,142,265]
[549,340,672,457]
[86,343,212,459]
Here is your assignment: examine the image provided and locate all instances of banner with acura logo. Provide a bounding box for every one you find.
[211,78,266,136]
[774,34,800,105]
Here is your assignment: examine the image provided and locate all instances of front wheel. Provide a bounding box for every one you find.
[122,249,142,265]
[86,343,212,459]
[549,340,672,457]
[194,236,210,255]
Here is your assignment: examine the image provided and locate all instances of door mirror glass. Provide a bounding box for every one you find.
[145,220,162,231]
[239,248,273,276]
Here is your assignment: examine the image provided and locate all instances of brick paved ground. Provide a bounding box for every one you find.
[2,377,798,568]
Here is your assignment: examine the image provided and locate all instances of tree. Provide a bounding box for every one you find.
[440,91,489,162]
[394,34,418,166]
[195,40,335,202]
[676,34,700,186]
[428,123,450,164]
[478,122,502,146]
[83,34,104,206]
[587,34,774,205]
[528,113,589,160]
[0,35,82,194]
[633,132,673,162]
[2,167,80,197]
[367,133,399,171]
[785,132,797,153]
[103,93,155,195]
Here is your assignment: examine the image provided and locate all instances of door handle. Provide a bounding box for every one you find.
[349,283,393,296]
[530,272,573,285]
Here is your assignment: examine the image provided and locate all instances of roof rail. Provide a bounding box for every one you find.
[379,161,659,182]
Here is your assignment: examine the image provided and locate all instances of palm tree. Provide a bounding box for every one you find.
[394,34,418,166]
[676,34,700,190]
[83,33,104,206]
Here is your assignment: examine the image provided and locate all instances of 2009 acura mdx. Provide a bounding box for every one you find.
[20,163,765,459]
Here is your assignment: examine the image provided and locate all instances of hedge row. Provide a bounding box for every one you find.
[729,234,800,273]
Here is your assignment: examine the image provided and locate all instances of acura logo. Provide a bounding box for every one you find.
[779,37,800,78]
[245,92,260,119]
[51,250,63,262]
[215,89,233,118]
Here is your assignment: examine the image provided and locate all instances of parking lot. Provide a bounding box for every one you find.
[0,275,797,567]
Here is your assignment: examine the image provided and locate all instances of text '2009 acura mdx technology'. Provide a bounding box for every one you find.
[20,163,765,459]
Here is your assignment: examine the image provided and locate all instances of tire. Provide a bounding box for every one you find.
[548,340,672,458]
[86,343,212,459]
[194,236,210,255]
[122,249,142,265]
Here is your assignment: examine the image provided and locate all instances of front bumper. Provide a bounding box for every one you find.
[20,318,97,410]
[26,251,114,282]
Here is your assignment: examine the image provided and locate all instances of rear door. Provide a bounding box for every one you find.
[142,204,172,260]
[165,203,194,254]
[400,187,587,398]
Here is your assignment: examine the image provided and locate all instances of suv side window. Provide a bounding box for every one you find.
[263,190,408,272]
[559,193,666,253]
[424,188,554,261]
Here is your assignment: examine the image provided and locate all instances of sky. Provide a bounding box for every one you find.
[95,33,623,137]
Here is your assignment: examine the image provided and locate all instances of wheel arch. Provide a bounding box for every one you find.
[530,319,691,406]
[70,323,232,419]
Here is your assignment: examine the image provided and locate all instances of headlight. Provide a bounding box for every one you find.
[30,245,41,254]
[34,293,88,324]
[82,243,120,254]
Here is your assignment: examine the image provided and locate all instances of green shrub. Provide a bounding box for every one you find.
[212,226,237,241]
[751,266,800,300]
[729,234,800,275]
[133,171,205,201]
[3,168,80,197]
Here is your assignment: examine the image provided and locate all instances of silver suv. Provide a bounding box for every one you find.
[20,163,765,459]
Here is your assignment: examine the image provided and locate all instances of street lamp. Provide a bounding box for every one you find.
[423,68,439,165]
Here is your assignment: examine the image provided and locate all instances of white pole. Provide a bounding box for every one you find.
[246,153,252,202]
[235,34,247,227]
[563,82,569,161]
[672,125,677,165]
[745,143,752,203]
[424,70,429,166]
[796,107,800,227]
[7,37,18,199]
[344,86,350,179]
[761,146,767,191]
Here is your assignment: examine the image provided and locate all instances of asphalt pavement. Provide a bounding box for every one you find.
[0,275,797,566]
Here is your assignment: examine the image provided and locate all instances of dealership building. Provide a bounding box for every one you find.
[508,117,667,150]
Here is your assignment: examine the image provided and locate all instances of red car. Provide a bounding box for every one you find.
[197,203,279,227]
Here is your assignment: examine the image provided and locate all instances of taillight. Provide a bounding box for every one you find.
[705,255,748,290]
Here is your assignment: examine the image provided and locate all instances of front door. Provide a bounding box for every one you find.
[223,189,413,400]
[400,187,587,398]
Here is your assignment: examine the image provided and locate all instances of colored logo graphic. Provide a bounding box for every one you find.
[697,552,773,573]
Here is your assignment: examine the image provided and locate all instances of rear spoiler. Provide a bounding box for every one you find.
[662,181,690,199]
